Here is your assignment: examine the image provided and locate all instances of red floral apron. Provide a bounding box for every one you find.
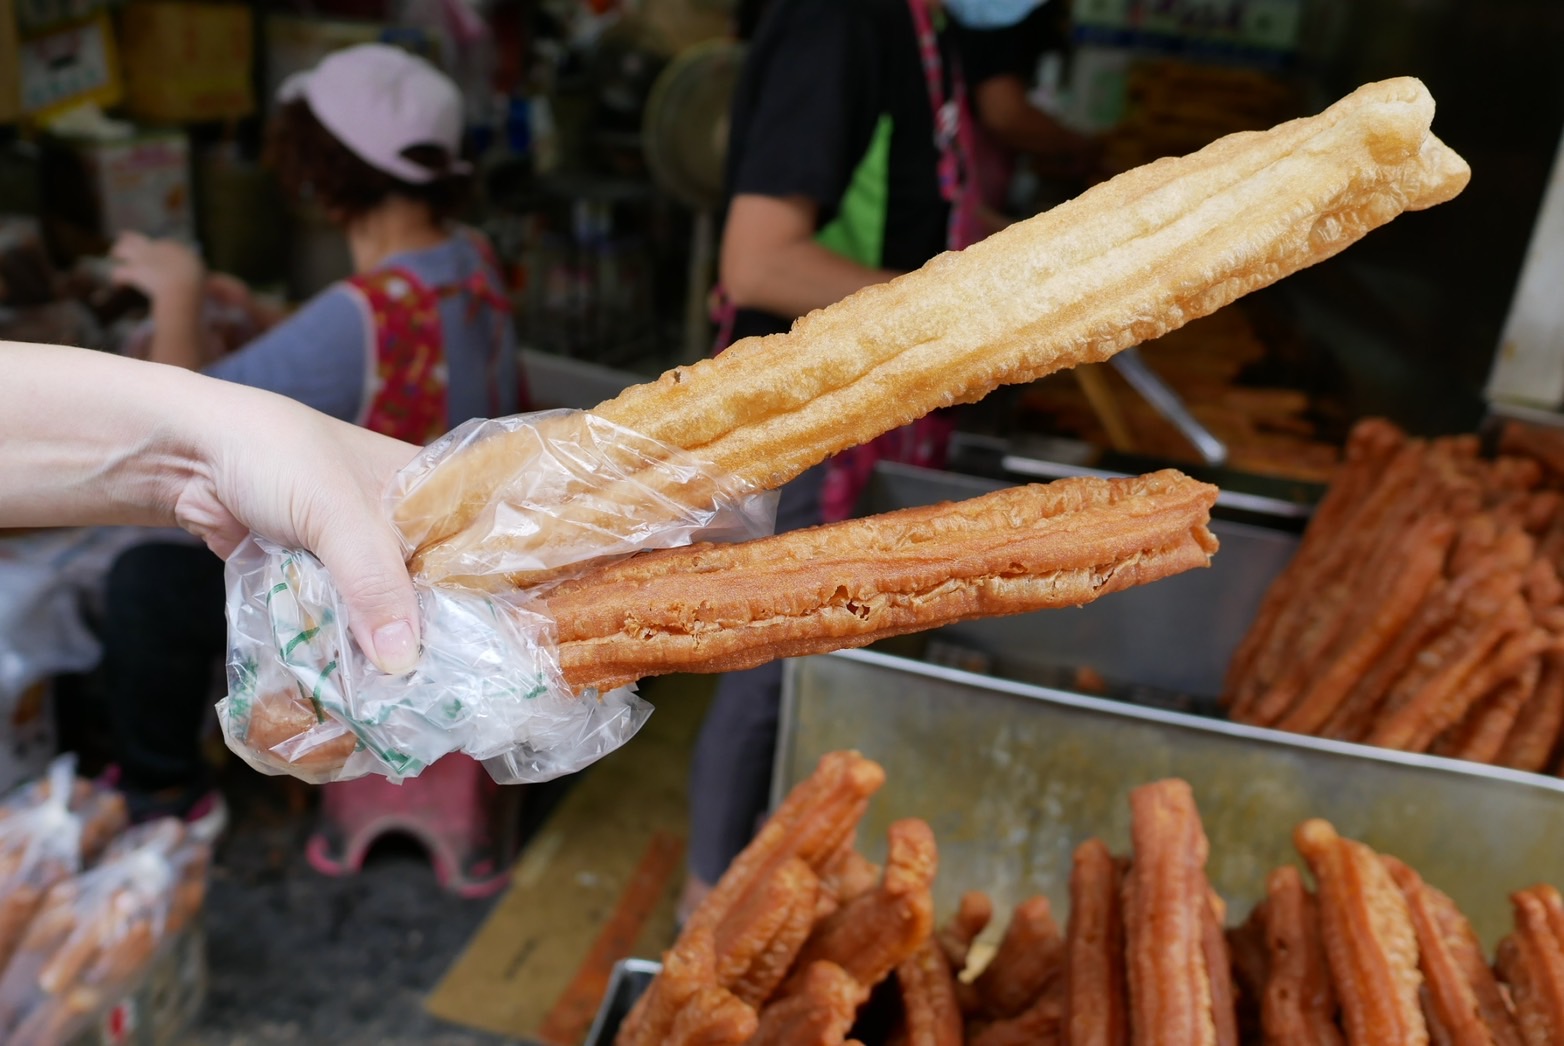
[712,0,979,522]
[347,232,525,444]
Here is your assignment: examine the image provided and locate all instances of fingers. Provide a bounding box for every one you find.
[308,504,421,675]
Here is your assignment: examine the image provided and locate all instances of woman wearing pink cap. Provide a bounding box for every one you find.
[100,44,524,828]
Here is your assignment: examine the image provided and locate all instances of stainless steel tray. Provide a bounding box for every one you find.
[775,649,1564,949]
[581,958,660,1046]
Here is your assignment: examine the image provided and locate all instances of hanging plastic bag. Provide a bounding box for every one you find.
[218,410,776,785]
[0,818,208,1045]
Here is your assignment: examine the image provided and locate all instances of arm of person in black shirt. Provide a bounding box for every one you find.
[974,74,1097,175]
[721,193,901,318]
[720,0,899,319]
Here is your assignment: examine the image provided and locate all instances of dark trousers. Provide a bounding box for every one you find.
[102,542,227,796]
[687,465,826,884]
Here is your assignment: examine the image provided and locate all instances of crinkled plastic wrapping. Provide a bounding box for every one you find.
[218,410,777,785]
[0,758,89,979]
[0,819,209,1046]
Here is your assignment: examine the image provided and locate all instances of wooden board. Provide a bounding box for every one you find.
[424,675,714,1044]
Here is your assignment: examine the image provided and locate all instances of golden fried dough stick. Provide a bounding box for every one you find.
[404,78,1467,588]
[1125,779,1229,1046]
[718,856,820,1007]
[1065,838,1129,1046]
[685,751,885,942]
[545,471,1219,694]
[787,819,938,995]
[1495,887,1564,1046]
[1293,820,1427,1045]
[894,938,965,1046]
[1272,515,1456,735]
[1225,419,1405,714]
[665,985,758,1046]
[937,891,994,976]
[972,895,1065,1020]
[615,927,719,1046]
[1497,652,1564,773]
[1384,858,1522,1046]
[1439,657,1542,766]
[1259,867,1343,1046]
[750,961,867,1046]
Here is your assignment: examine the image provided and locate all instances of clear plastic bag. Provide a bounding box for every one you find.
[0,758,80,978]
[218,410,776,785]
[0,819,208,1046]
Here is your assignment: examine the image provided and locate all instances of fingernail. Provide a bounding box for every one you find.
[372,620,419,675]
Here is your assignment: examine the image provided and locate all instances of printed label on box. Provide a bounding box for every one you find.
[20,20,114,114]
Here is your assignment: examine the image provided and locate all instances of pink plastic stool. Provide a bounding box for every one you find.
[305,755,521,898]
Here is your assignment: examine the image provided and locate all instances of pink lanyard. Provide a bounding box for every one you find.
[906,0,983,251]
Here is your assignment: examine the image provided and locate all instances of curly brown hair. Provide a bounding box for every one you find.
[265,98,471,223]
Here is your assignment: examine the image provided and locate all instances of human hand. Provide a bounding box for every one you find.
[173,388,425,673]
[5,344,426,673]
[109,232,206,304]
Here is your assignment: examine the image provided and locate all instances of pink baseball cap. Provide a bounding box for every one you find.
[278,43,471,184]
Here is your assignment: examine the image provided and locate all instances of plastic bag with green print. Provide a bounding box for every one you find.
[216,409,777,785]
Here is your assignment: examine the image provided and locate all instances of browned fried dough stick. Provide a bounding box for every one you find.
[1204,889,1241,1046]
[749,961,867,1046]
[1439,658,1543,765]
[895,938,965,1046]
[1322,537,1534,742]
[1271,515,1455,734]
[719,857,821,1007]
[665,986,758,1046]
[545,471,1219,694]
[1497,652,1564,773]
[616,927,720,1046]
[1495,887,1564,1046]
[972,896,1065,1020]
[787,819,938,995]
[1226,419,1405,714]
[1260,867,1343,1046]
[1065,838,1129,1046]
[684,751,885,942]
[1293,820,1427,1045]
[1384,857,1522,1046]
[1125,779,1229,1046]
[937,891,994,975]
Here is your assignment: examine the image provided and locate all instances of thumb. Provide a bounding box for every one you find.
[310,513,422,675]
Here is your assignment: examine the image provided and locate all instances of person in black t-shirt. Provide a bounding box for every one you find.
[952,1,1097,199]
[681,0,1039,922]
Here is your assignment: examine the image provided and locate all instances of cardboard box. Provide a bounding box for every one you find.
[15,0,115,32]
[43,128,193,254]
[120,2,254,124]
[14,13,123,120]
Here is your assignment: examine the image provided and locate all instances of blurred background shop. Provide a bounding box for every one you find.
[2,0,1564,1042]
